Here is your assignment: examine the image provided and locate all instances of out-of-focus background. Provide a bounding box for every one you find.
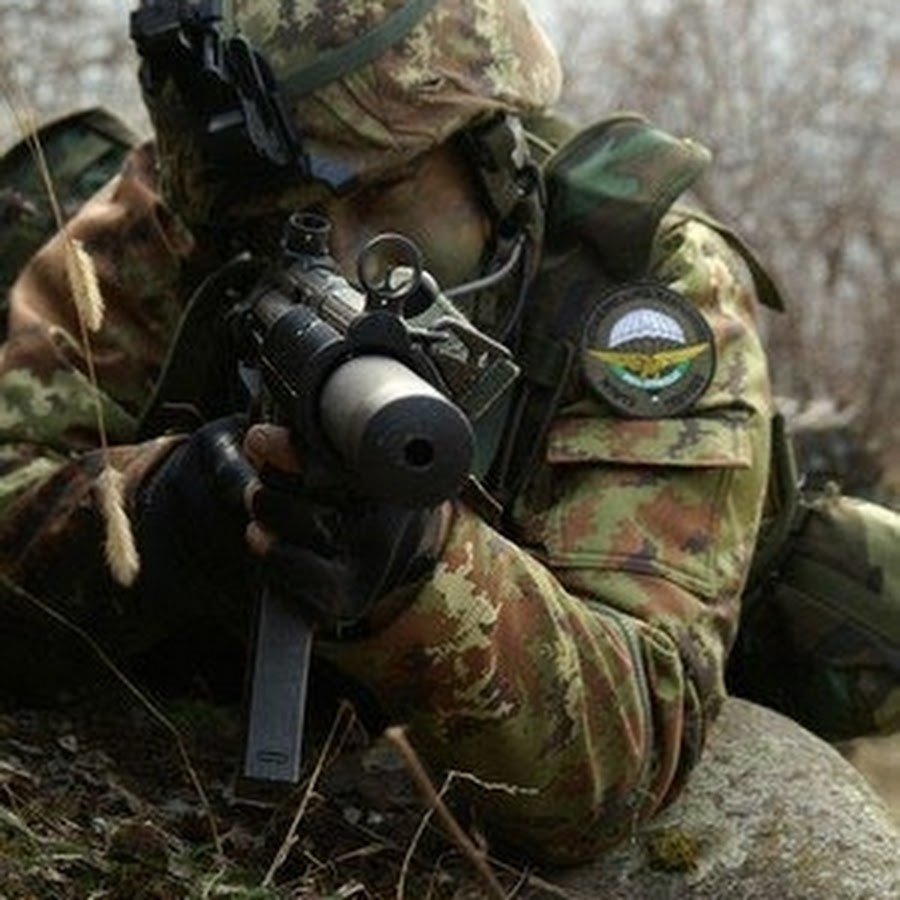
[1,0,897,819]
[2,0,898,504]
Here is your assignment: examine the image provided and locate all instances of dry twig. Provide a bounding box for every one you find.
[1,77,140,589]
[385,726,508,900]
[0,572,222,855]
[262,700,358,888]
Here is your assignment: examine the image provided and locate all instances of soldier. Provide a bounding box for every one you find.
[0,0,777,865]
[0,107,138,334]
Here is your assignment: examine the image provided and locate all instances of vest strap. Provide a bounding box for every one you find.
[281,0,442,97]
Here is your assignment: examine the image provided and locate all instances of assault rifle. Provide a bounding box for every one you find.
[233,212,519,785]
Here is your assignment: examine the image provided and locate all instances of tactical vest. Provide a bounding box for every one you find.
[514,113,900,743]
[478,113,783,508]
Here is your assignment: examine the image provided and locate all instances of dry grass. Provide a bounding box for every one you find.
[0,690,568,899]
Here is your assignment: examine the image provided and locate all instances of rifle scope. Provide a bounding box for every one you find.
[245,213,475,507]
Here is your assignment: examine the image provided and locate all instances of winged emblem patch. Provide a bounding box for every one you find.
[581,282,715,417]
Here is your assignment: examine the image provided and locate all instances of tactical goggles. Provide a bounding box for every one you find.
[130,0,441,191]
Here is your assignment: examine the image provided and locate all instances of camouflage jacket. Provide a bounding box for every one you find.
[0,132,773,864]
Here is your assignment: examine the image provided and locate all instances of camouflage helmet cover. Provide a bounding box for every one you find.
[144,0,562,224]
[240,0,562,162]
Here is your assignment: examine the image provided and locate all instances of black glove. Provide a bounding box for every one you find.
[250,472,444,632]
[134,416,258,611]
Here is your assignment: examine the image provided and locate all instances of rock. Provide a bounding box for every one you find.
[530,697,900,899]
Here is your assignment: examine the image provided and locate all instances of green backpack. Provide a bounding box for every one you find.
[729,414,900,740]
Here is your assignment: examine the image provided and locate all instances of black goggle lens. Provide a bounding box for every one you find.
[130,0,301,173]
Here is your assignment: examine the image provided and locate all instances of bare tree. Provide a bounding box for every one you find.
[0,0,146,149]
[551,0,900,489]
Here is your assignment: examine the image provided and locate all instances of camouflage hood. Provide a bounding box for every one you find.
[144,0,562,226]
[0,108,138,303]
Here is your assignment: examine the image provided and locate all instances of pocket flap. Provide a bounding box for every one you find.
[546,413,753,468]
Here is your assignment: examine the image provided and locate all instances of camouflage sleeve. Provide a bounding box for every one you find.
[319,213,774,864]
[0,143,193,596]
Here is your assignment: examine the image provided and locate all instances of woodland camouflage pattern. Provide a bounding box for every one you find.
[147,0,563,226]
[733,491,900,741]
[542,115,711,281]
[0,108,137,316]
[0,0,884,869]
[0,138,773,861]
[321,211,774,859]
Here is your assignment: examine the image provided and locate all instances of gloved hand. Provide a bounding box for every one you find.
[135,417,449,634]
[134,415,258,607]
[243,424,450,632]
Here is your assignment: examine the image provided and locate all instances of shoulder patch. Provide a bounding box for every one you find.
[581,281,715,418]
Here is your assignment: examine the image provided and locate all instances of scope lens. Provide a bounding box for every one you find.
[404,438,435,470]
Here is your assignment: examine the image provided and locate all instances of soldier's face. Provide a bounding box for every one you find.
[312,144,492,290]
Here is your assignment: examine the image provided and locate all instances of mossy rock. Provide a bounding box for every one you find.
[532,697,900,899]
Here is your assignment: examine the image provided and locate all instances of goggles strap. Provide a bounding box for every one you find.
[280,0,443,97]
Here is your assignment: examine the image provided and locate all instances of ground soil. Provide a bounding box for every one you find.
[1,681,897,899]
[0,682,557,899]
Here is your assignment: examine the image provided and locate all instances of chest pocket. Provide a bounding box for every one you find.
[514,411,765,600]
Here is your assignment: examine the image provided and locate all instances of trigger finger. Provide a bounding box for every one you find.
[244,424,301,473]
[246,519,274,556]
[252,482,339,549]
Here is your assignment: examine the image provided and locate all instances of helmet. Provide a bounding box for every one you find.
[0,107,137,318]
[131,0,562,227]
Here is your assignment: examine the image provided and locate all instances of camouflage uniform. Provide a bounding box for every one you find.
[0,108,138,336]
[0,0,773,865]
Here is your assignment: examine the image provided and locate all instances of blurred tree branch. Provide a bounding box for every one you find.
[550,0,900,496]
[0,0,147,151]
